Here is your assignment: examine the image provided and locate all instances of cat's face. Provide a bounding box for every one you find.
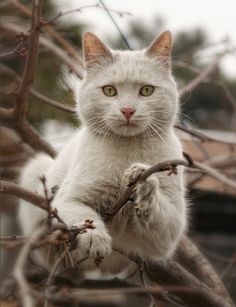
[77,32,178,138]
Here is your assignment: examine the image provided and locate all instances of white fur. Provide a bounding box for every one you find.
[18,35,187,273]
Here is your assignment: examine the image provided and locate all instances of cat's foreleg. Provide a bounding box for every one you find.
[123,163,186,259]
[54,199,112,262]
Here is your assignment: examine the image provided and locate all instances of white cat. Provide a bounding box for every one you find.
[18,31,187,274]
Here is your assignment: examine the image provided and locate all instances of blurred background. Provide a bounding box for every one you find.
[1,0,236,306]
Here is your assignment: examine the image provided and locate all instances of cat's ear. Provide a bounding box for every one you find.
[83,32,112,68]
[146,31,172,68]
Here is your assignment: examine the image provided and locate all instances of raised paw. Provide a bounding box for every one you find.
[123,163,158,221]
[134,190,157,221]
[123,163,148,186]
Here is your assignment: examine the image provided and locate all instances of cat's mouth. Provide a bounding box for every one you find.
[119,122,137,128]
[109,119,145,136]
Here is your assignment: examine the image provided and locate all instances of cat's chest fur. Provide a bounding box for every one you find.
[50,127,170,211]
[74,127,165,181]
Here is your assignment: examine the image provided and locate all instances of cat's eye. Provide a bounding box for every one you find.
[103,85,117,97]
[139,85,155,97]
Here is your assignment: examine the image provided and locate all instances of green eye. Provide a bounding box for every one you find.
[140,85,155,96]
[103,85,117,97]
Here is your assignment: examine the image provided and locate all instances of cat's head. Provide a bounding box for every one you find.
[77,31,179,137]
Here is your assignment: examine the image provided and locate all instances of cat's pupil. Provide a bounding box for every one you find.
[140,85,154,96]
[103,85,117,97]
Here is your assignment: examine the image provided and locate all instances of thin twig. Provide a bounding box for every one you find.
[47,3,131,25]
[44,245,70,307]
[99,0,132,50]
[0,63,75,113]
[139,261,158,306]
[9,0,84,66]
[1,22,84,78]
[179,52,225,98]
[14,225,48,307]
[175,123,236,145]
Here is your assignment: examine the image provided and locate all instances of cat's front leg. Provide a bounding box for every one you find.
[53,200,112,263]
[72,218,112,261]
[123,163,158,221]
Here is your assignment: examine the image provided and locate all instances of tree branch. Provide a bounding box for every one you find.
[17,120,57,158]
[0,63,76,114]
[0,180,47,211]
[179,52,225,98]
[14,225,48,307]
[14,0,43,121]
[177,237,233,305]
[105,153,236,220]
[140,257,232,307]
[175,123,236,145]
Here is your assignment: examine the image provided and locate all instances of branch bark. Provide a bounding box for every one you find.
[105,154,236,220]
[14,0,43,121]
[0,180,47,211]
[140,257,233,307]
[14,225,48,307]
[179,52,225,98]
[0,59,75,114]
[177,237,232,303]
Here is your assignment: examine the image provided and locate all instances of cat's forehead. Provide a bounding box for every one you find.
[93,50,167,84]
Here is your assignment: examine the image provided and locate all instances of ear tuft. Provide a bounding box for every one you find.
[83,32,112,68]
[146,31,172,67]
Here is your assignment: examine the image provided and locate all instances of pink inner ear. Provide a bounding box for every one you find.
[146,31,172,59]
[83,32,112,66]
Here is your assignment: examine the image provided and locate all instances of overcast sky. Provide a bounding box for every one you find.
[58,0,236,78]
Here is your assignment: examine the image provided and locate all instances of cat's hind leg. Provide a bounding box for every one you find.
[18,153,54,237]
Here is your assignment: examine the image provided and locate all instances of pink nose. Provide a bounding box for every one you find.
[120,107,136,121]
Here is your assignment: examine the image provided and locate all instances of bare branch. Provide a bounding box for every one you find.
[140,257,233,307]
[9,0,84,67]
[178,237,233,304]
[179,53,225,98]
[105,153,236,220]
[14,225,48,307]
[175,123,236,145]
[0,63,76,114]
[17,121,57,158]
[31,88,75,113]
[0,180,47,211]
[1,22,84,78]
[47,3,131,25]
[14,0,43,121]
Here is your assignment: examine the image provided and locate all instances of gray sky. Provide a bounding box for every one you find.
[59,0,236,78]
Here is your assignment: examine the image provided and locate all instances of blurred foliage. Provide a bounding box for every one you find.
[2,2,236,130]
